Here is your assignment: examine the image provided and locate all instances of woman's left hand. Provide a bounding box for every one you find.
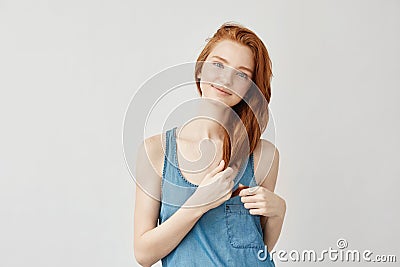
[239,185,286,219]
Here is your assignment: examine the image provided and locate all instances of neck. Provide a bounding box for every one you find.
[177,98,231,141]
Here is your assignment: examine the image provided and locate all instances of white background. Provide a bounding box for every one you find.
[1,0,399,266]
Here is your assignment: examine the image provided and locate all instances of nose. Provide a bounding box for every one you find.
[218,68,235,88]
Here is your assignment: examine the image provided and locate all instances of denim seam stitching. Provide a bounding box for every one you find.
[161,130,168,191]
[225,204,265,249]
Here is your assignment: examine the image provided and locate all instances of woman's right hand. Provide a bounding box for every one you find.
[184,160,235,214]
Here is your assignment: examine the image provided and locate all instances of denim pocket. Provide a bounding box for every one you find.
[225,203,265,248]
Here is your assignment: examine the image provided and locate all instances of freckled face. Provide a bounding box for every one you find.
[198,40,255,107]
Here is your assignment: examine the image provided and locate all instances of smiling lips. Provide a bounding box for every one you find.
[211,84,232,95]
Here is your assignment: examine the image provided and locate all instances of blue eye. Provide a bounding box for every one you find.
[237,72,248,79]
[213,62,224,69]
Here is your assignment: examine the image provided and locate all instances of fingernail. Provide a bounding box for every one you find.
[249,187,257,193]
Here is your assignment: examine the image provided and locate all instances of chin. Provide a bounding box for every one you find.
[202,94,240,107]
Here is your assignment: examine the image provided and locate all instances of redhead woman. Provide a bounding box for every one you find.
[134,22,286,266]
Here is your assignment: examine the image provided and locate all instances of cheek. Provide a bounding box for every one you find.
[200,83,212,95]
[234,84,251,98]
[200,83,220,99]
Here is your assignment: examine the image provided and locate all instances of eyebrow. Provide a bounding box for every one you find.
[210,55,254,75]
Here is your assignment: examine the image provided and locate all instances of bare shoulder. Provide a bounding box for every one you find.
[137,133,165,178]
[253,139,280,192]
[134,132,167,202]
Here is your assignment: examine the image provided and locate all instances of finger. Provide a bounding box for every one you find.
[208,160,225,177]
[226,180,234,194]
[239,186,259,196]
[214,167,233,180]
[231,184,249,197]
[210,167,233,186]
[243,202,264,209]
[240,195,261,203]
[248,208,265,216]
[221,167,233,177]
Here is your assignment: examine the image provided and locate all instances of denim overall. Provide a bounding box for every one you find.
[158,127,275,266]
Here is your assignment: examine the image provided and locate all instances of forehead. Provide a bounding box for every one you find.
[208,39,254,71]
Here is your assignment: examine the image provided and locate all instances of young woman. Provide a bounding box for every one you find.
[134,22,286,266]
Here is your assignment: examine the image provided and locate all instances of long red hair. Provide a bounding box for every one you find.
[194,22,273,170]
